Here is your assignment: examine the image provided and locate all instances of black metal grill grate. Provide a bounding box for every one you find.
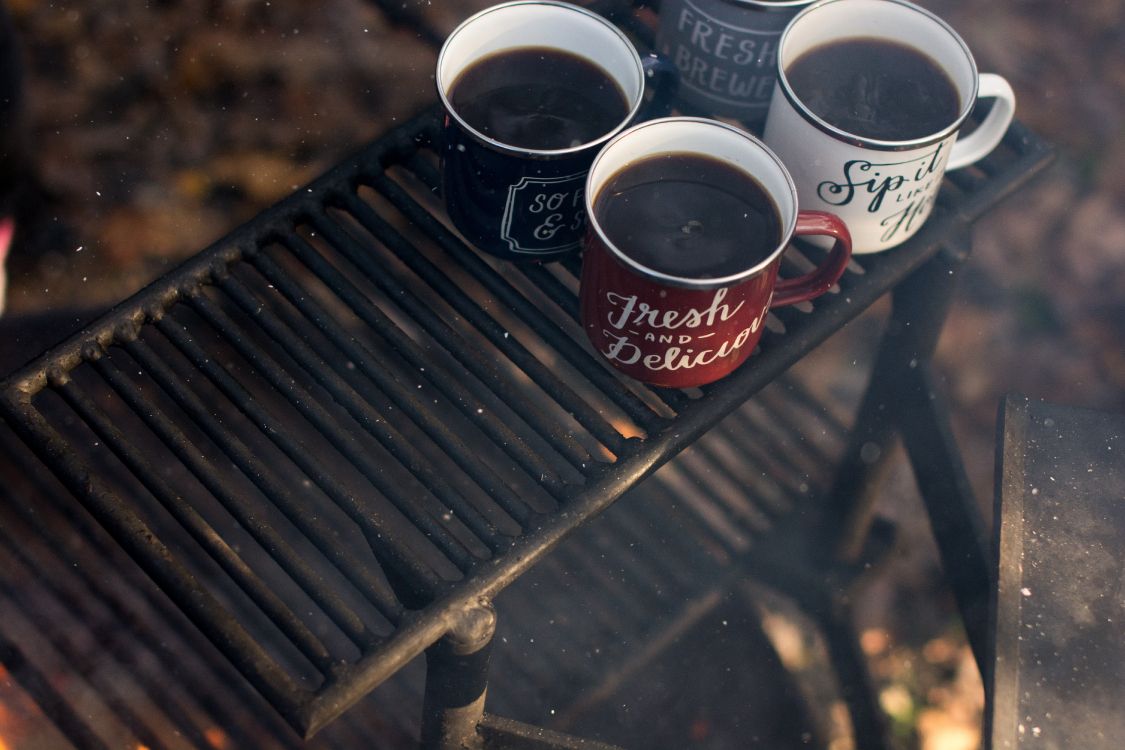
[0,3,1053,739]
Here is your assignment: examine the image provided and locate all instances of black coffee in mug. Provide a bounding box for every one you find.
[449,47,630,151]
[592,153,782,279]
[786,37,960,141]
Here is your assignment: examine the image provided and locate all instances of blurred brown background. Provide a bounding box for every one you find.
[1,1,1122,748]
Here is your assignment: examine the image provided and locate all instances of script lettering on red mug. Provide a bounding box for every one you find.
[597,287,769,374]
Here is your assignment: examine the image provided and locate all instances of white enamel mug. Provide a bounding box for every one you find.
[762,0,1016,253]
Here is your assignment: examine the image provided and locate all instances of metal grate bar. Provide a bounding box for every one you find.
[271,226,550,527]
[953,120,1053,222]
[511,261,582,323]
[703,437,797,523]
[698,417,813,520]
[162,298,510,562]
[501,559,654,684]
[56,371,347,673]
[4,402,311,722]
[600,501,713,590]
[646,475,749,561]
[144,296,409,620]
[578,513,693,602]
[361,175,645,447]
[483,378,856,726]
[129,310,445,602]
[679,434,787,532]
[217,264,546,539]
[386,153,676,430]
[603,498,722,594]
[496,532,722,719]
[653,473,753,556]
[530,549,659,640]
[190,289,534,543]
[0,534,214,750]
[120,330,456,615]
[551,541,669,628]
[331,188,599,476]
[721,404,833,494]
[693,429,801,520]
[1,483,307,750]
[0,629,114,750]
[372,166,668,430]
[344,178,637,454]
[132,319,477,577]
[304,207,580,496]
[664,446,765,542]
[676,452,776,533]
[622,487,735,573]
[245,245,540,545]
[758,394,842,470]
[85,348,393,643]
[944,164,988,194]
[0,422,427,749]
[774,377,851,436]
[145,312,465,584]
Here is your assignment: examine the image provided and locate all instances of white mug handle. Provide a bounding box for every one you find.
[946,73,1016,171]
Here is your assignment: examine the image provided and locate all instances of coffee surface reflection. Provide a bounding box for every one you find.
[449,47,630,151]
[592,153,782,279]
[786,37,960,141]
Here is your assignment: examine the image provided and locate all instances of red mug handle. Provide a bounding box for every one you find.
[771,211,852,308]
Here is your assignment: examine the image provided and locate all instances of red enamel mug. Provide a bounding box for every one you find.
[580,117,851,388]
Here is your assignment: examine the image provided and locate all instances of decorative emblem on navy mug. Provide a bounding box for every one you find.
[655,0,815,131]
[437,1,657,262]
[500,173,588,255]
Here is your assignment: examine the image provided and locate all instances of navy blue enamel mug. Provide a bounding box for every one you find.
[437,1,657,262]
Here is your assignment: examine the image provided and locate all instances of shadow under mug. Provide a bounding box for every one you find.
[437,1,653,262]
[580,117,852,389]
[763,0,1017,254]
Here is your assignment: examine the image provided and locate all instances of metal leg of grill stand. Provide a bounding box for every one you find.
[826,231,991,660]
[421,601,497,750]
[826,233,973,562]
[812,232,992,750]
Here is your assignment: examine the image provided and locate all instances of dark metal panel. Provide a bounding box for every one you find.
[990,397,1125,750]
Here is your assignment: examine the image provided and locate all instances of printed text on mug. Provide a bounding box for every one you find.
[597,287,769,373]
[816,143,948,243]
[665,0,779,108]
[502,173,587,254]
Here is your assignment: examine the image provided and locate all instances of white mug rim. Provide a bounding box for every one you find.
[775,0,981,151]
[437,0,645,158]
[585,117,799,290]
